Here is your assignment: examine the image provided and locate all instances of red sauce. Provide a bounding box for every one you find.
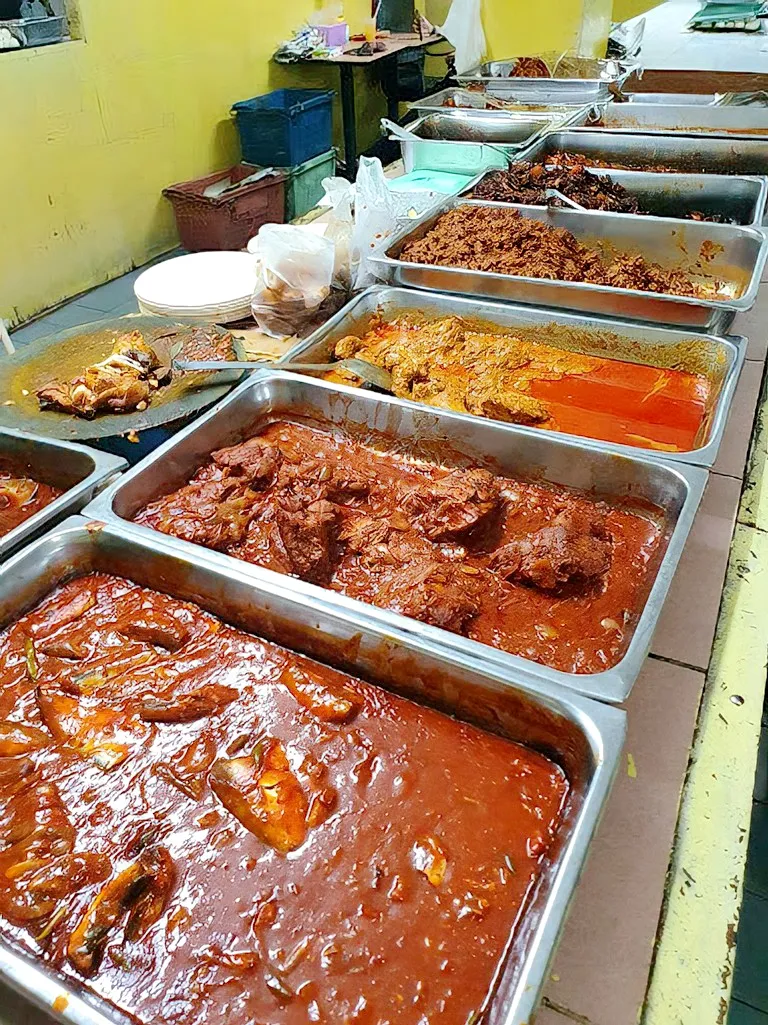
[528,360,710,453]
[0,574,568,1025]
[136,420,665,675]
[0,470,61,537]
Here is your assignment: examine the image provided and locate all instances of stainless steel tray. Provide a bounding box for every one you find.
[407,88,591,117]
[464,167,768,228]
[0,427,125,561]
[283,285,746,469]
[590,103,768,139]
[515,128,768,186]
[0,516,626,1025]
[368,198,768,330]
[457,57,634,103]
[84,369,708,703]
[625,92,717,104]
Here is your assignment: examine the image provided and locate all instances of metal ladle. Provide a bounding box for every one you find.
[173,357,394,393]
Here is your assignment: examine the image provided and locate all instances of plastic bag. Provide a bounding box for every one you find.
[250,224,335,338]
[351,156,447,289]
[438,0,486,75]
[320,176,354,288]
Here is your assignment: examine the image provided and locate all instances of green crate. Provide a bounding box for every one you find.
[281,149,337,222]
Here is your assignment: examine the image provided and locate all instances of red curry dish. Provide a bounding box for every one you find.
[0,573,568,1025]
[0,470,61,538]
[135,420,665,675]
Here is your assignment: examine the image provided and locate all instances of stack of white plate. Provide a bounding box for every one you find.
[134,251,257,323]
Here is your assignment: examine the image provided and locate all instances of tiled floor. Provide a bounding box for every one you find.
[5,266,768,1025]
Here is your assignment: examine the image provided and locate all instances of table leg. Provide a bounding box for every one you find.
[339,63,357,181]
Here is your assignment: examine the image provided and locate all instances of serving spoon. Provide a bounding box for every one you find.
[173,357,394,394]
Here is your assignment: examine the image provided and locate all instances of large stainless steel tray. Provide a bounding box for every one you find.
[84,369,708,703]
[465,166,768,228]
[368,198,768,330]
[589,103,768,140]
[457,57,634,104]
[515,128,768,183]
[283,285,746,469]
[407,87,591,117]
[0,427,125,561]
[0,516,626,1025]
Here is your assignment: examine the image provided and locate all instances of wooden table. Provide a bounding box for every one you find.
[304,31,446,178]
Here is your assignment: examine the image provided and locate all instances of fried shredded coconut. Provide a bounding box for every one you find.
[399,206,728,298]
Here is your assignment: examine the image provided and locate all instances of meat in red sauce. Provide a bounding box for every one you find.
[135,420,665,674]
[0,573,569,1025]
[0,470,61,538]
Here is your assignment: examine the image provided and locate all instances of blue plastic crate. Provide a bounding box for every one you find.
[232,89,335,167]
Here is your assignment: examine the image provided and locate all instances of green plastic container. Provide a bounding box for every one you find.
[282,149,337,222]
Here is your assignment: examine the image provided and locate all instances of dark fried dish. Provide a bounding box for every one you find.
[399,205,732,298]
[36,327,234,420]
[0,572,569,1025]
[135,420,665,674]
[472,164,642,213]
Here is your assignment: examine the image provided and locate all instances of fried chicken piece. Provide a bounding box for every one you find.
[36,331,166,419]
[492,505,612,592]
[404,468,501,542]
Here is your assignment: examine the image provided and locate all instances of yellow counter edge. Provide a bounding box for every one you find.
[643,375,768,1025]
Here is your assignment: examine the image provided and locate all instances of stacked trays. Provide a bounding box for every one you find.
[134,250,257,322]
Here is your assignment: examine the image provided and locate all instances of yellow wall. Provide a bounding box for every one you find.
[0,0,388,328]
[612,0,656,23]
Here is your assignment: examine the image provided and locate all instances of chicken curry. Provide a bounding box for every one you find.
[326,314,711,454]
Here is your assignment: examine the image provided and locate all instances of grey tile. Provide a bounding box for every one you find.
[109,300,140,317]
[10,318,56,347]
[754,726,768,802]
[729,999,768,1025]
[746,802,768,899]
[76,272,142,313]
[42,302,107,330]
[732,890,768,1011]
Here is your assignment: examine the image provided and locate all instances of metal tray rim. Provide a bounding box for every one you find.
[279,284,748,468]
[460,169,768,229]
[370,198,768,314]
[0,515,627,1025]
[0,427,126,560]
[83,368,709,704]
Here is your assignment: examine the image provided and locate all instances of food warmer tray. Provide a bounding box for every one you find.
[392,108,591,174]
[0,516,625,1025]
[406,89,592,120]
[368,198,768,331]
[84,369,707,704]
[586,103,768,140]
[463,167,768,228]
[0,427,125,561]
[514,129,768,196]
[457,57,635,104]
[283,285,746,469]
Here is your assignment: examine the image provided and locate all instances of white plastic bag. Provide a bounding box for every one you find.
[320,176,354,287]
[250,224,335,338]
[438,0,486,75]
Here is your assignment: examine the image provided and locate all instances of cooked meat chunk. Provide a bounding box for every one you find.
[36,327,233,420]
[146,476,255,552]
[340,515,392,555]
[464,383,550,425]
[118,610,190,652]
[404,468,501,542]
[275,497,340,584]
[375,561,481,634]
[212,439,282,487]
[492,505,612,592]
